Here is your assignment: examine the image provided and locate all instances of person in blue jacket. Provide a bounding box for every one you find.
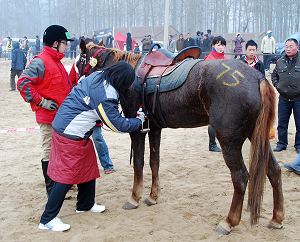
[38,61,145,232]
[10,41,26,91]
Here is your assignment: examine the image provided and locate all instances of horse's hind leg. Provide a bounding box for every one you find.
[267,150,284,229]
[216,138,248,235]
[144,128,161,206]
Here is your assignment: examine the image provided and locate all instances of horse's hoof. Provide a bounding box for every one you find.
[122,198,139,210]
[216,221,232,236]
[267,220,283,229]
[143,197,157,206]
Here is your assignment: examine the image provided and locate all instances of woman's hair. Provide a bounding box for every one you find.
[101,61,135,93]
[211,36,226,46]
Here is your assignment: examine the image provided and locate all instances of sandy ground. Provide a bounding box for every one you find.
[0,58,299,242]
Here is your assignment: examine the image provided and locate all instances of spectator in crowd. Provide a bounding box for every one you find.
[204,36,228,152]
[272,38,300,153]
[38,61,145,232]
[183,33,195,48]
[133,43,140,54]
[167,35,176,53]
[176,33,185,52]
[202,34,211,55]
[6,36,13,60]
[17,25,76,198]
[10,41,27,91]
[233,33,245,59]
[105,32,114,48]
[261,30,276,71]
[126,32,132,52]
[194,31,203,48]
[240,40,265,76]
[207,29,214,50]
[0,42,2,58]
[141,35,153,53]
[22,36,29,55]
[70,34,78,59]
[35,35,41,55]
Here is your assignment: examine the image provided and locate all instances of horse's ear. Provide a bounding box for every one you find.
[99,39,104,47]
[80,39,86,53]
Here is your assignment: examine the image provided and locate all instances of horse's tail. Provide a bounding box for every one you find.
[248,79,276,225]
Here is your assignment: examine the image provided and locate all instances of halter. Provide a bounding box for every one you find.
[80,47,105,77]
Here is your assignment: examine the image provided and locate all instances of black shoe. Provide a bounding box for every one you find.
[273,146,286,152]
[209,144,222,152]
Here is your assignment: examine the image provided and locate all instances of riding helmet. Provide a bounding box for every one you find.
[43,25,73,46]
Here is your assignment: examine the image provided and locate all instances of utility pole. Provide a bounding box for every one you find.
[163,0,170,48]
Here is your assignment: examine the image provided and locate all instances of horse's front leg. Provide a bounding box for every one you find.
[144,128,162,206]
[122,131,146,210]
[267,151,284,229]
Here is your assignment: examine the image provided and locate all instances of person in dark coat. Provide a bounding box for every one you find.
[240,40,265,76]
[141,35,153,53]
[183,33,195,48]
[70,34,78,59]
[133,43,140,54]
[105,32,114,48]
[272,38,300,153]
[176,33,185,52]
[35,35,41,55]
[10,42,27,91]
[126,32,132,51]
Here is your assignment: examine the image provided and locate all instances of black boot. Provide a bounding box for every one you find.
[41,160,54,196]
[209,143,222,152]
[208,125,222,152]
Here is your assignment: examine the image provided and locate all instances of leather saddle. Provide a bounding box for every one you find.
[136,44,201,81]
[136,44,201,116]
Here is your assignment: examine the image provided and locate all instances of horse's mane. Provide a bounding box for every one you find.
[85,41,142,69]
[108,48,142,68]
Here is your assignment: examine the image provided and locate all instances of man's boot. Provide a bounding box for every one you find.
[209,143,222,152]
[41,160,54,196]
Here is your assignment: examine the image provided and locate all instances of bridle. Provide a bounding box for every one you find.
[78,47,105,78]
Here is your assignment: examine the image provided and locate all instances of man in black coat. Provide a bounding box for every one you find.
[183,33,195,48]
[272,38,300,153]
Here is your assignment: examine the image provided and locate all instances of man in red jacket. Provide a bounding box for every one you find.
[17,25,76,196]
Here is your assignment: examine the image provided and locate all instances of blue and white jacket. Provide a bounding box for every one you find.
[52,71,141,139]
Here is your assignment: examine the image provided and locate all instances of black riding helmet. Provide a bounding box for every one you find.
[43,25,73,47]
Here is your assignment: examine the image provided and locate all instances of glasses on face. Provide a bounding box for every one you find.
[61,41,68,45]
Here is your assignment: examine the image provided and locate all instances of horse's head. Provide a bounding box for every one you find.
[76,38,142,79]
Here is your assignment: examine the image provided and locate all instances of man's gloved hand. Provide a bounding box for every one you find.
[39,98,58,111]
[136,108,145,123]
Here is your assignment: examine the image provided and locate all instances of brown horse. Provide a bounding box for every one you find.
[77,40,284,235]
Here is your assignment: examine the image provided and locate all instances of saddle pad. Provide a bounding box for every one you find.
[134,59,201,95]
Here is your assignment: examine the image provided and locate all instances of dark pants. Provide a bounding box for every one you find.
[10,69,22,90]
[277,96,300,149]
[263,54,272,70]
[70,49,76,59]
[40,179,95,224]
[208,125,217,146]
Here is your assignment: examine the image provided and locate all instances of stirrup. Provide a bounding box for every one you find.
[141,117,150,133]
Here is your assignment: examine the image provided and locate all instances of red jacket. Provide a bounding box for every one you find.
[204,50,228,60]
[17,46,75,124]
